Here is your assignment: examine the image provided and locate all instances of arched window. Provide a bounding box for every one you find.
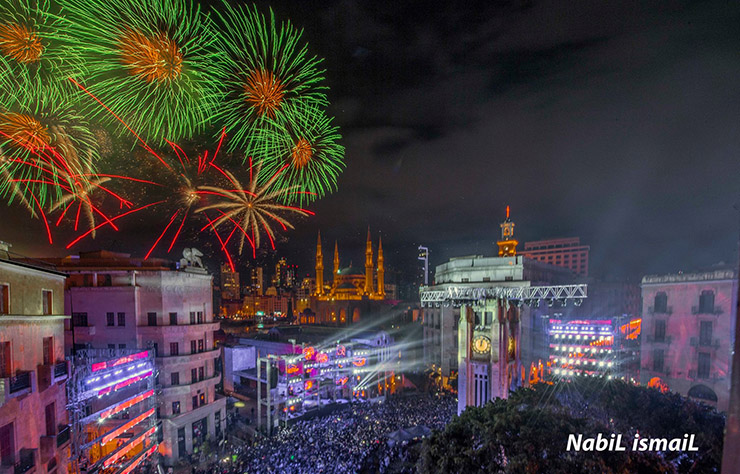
[654,292,668,313]
[698,290,715,314]
[687,384,717,402]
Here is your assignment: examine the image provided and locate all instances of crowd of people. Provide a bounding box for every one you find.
[191,392,456,474]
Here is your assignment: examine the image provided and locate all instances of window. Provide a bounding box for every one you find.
[0,284,9,314]
[147,312,157,326]
[654,292,668,313]
[172,401,181,415]
[42,290,52,315]
[42,337,54,365]
[108,344,115,350]
[170,342,179,356]
[653,348,664,373]
[698,290,715,314]
[654,320,666,343]
[198,339,204,353]
[504,276,513,281]
[461,278,469,283]
[152,343,159,357]
[190,340,197,354]
[118,344,126,350]
[699,321,713,346]
[0,342,11,378]
[192,395,198,409]
[0,422,14,466]
[190,312,196,325]
[169,312,178,325]
[199,393,205,406]
[171,372,179,385]
[191,368,197,383]
[45,403,55,437]
[198,367,204,381]
[106,312,115,326]
[197,311,204,323]
[72,312,88,326]
[698,352,711,379]
[118,312,126,327]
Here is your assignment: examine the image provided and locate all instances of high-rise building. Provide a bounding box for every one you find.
[44,250,225,465]
[521,237,590,277]
[250,267,264,295]
[640,267,737,411]
[0,241,71,474]
[220,263,240,301]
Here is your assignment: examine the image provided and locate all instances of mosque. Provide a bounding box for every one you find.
[305,229,392,325]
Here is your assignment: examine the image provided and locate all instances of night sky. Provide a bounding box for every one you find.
[3,0,740,282]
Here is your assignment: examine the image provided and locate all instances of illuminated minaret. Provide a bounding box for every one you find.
[333,241,340,289]
[377,235,385,298]
[497,205,518,257]
[315,231,324,296]
[364,228,374,294]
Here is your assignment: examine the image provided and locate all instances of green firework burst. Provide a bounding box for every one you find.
[211,2,328,151]
[63,0,221,144]
[248,102,344,205]
[0,0,83,104]
[0,77,100,214]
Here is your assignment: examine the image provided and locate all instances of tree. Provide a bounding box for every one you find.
[418,379,724,473]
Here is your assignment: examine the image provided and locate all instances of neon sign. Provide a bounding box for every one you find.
[352,358,366,367]
[100,390,154,420]
[92,351,149,372]
[103,426,157,467]
[120,444,157,474]
[336,345,346,357]
[101,408,155,444]
[316,352,329,363]
[286,364,300,375]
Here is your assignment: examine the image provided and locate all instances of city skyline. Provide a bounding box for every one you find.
[2,0,738,281]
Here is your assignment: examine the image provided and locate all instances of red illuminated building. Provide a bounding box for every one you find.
[521,237,590,277]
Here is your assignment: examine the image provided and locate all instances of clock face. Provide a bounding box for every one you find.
[473,335,491,354]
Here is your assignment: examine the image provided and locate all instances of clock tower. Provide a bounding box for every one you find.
[497,206,518,257]
[458,299,522,414]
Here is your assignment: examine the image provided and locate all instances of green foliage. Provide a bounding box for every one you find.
[418,380,725,474]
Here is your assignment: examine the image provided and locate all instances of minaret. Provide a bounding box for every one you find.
[333,241,340,289]
[315,231,324,296]
[496,206,518,257]
[377,235,385,298]
[364,228,374,294]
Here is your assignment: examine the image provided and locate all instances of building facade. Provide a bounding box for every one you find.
[421,211,574,412]
[640,268,737,411]
[0,242,70,474]
[521,237,590,277]
[46,250,225,465]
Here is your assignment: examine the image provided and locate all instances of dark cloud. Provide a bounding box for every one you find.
[2,0,738,284]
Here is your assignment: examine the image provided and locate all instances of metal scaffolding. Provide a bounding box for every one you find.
[67,349,158,474]
[419,284,588,306]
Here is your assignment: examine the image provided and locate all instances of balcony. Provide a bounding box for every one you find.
[155,347,220,366]
[690,337,720,349]
[0,370,36,405]
[648,306,672,315]
[137,321,220,337]
[37,361,69,391]
[74,325,96,336]
[12,449,36,474]
[159,372,221,397]
[40,425,71,462]
[645,335,672,344]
